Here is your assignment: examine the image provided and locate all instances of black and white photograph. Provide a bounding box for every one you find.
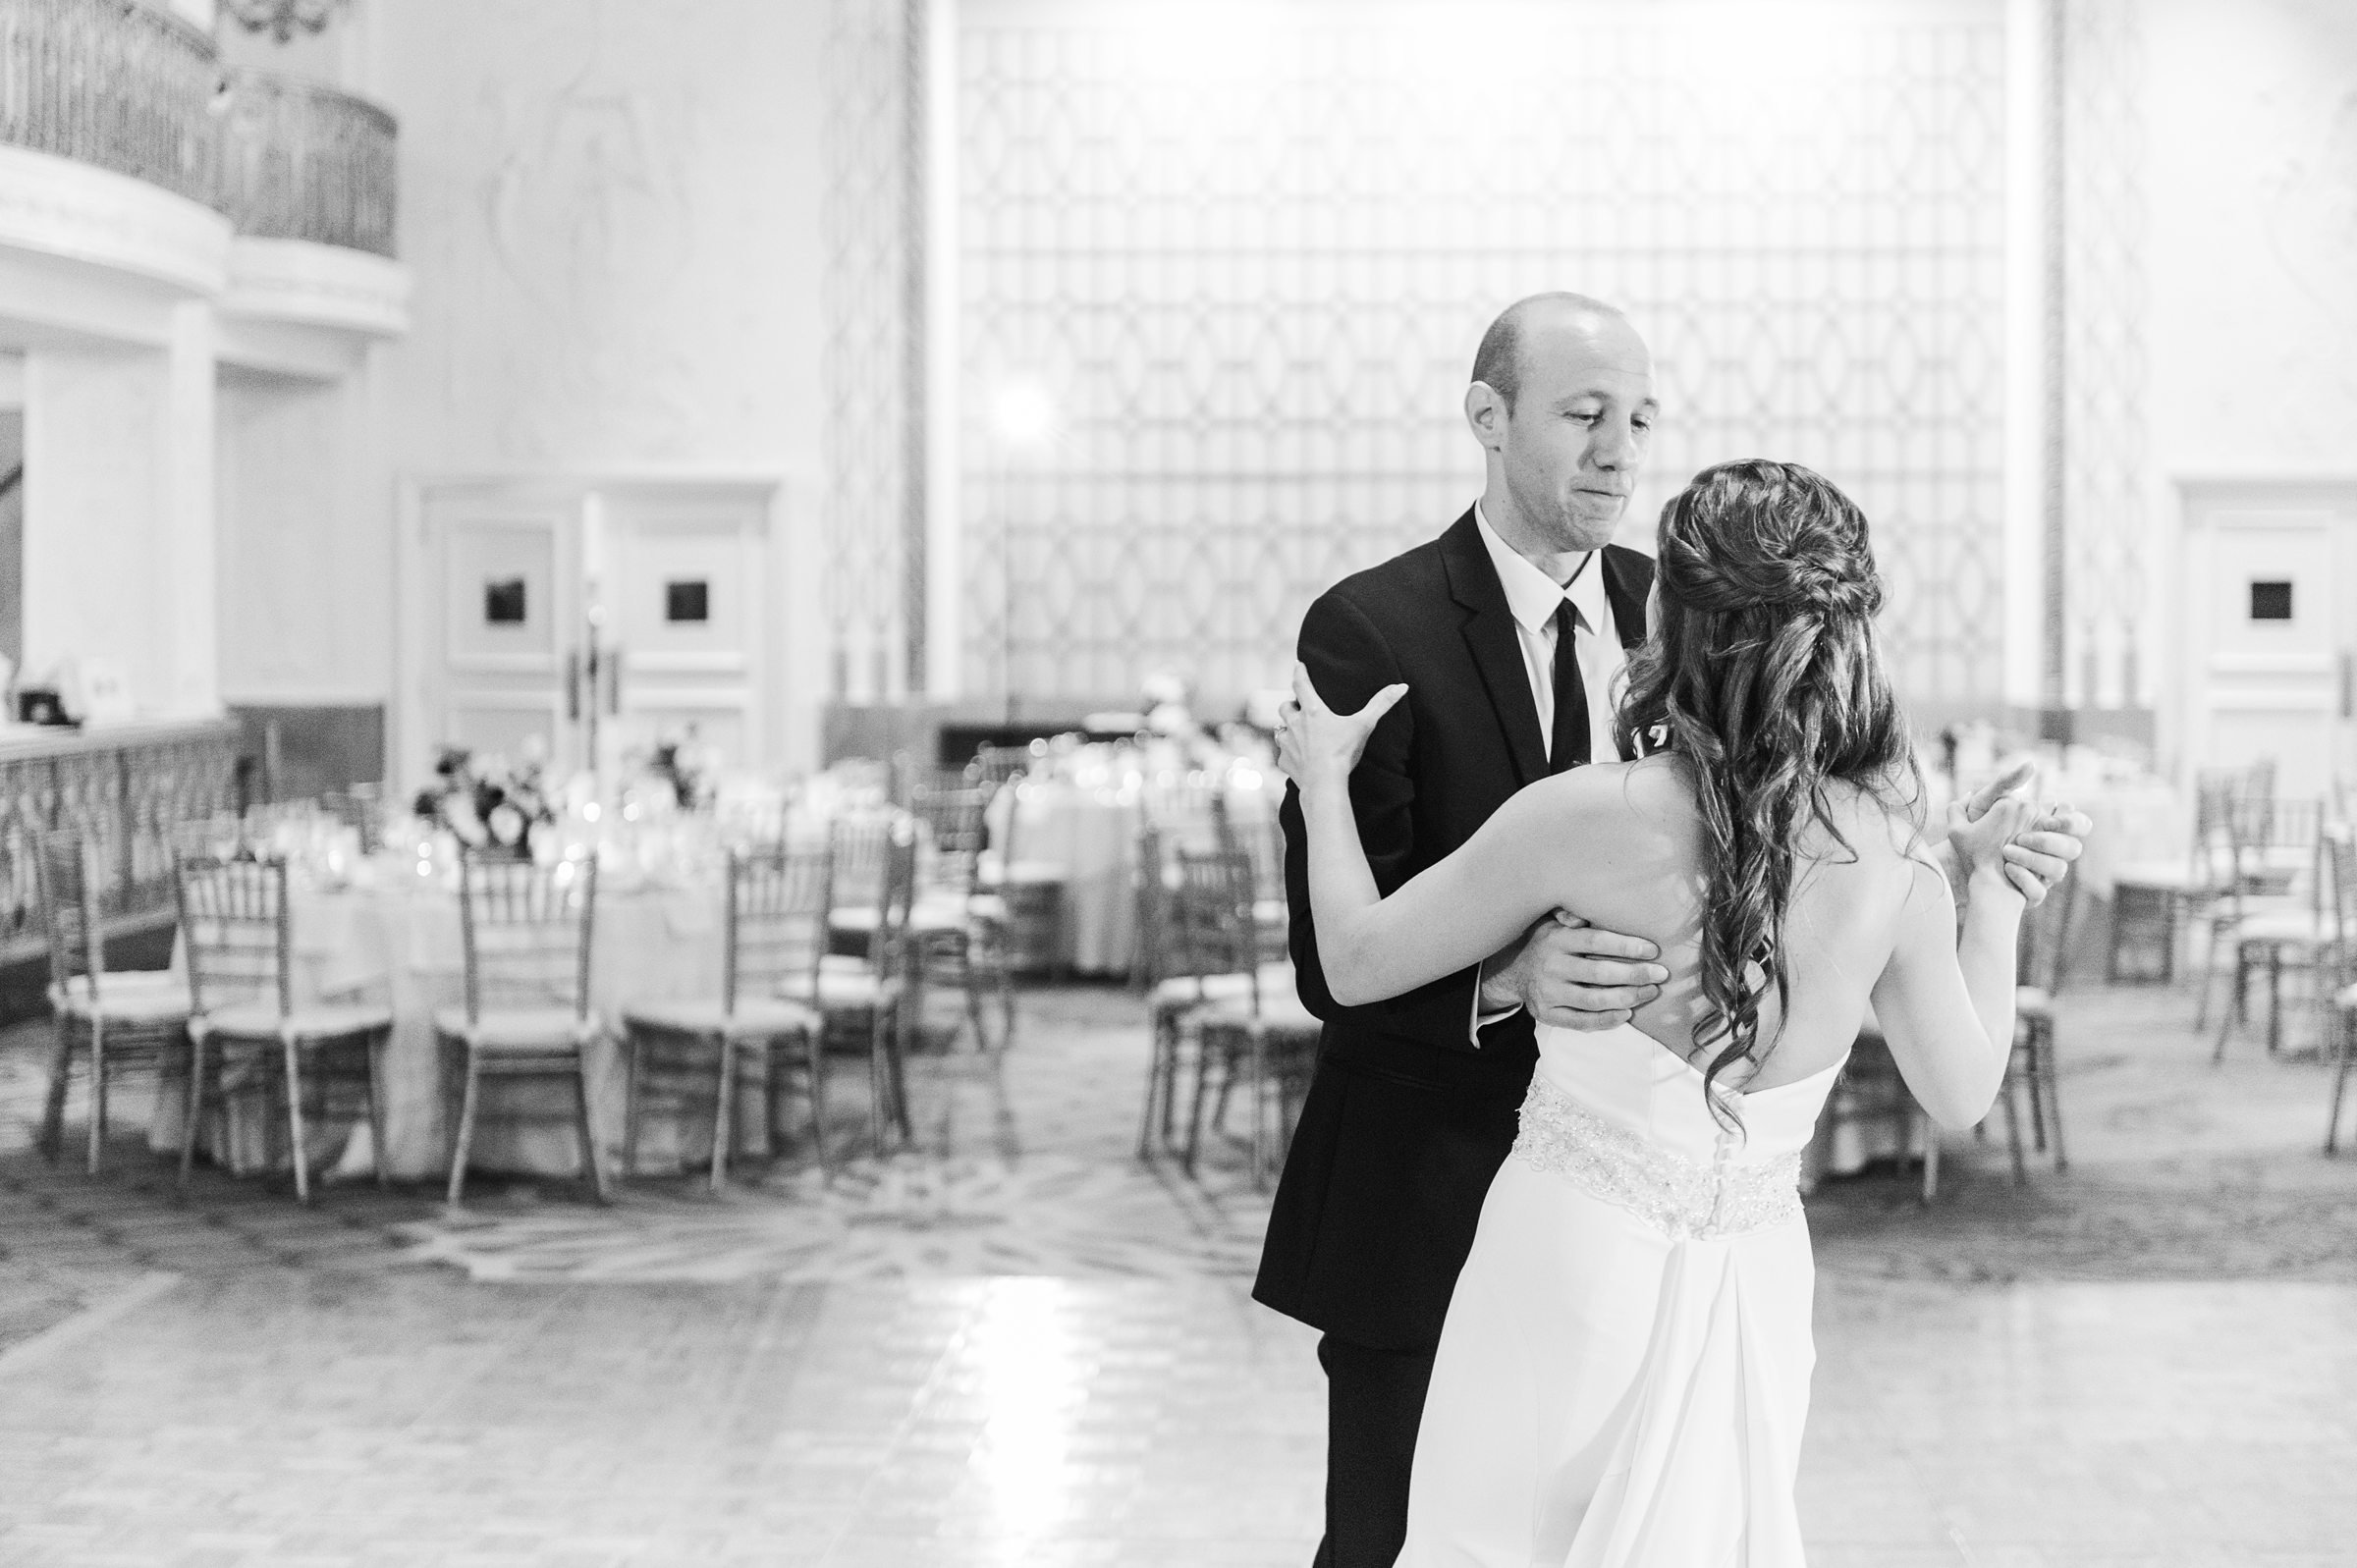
[2,0,2356,1563]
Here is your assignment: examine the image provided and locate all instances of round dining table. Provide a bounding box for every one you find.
[149,861,764,1184]
[987,771,1279,976]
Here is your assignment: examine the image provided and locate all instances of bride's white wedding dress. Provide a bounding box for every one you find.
[1398,1019,1844,1567]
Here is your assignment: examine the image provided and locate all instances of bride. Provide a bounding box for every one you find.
[1277,458,2034,1566]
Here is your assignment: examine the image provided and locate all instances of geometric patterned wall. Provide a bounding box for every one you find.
[958,0,2009,711]
[821,0,921,702]
[2061,0,2150,712]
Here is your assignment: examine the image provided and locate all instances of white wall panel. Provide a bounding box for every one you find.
[957,0,2011,710]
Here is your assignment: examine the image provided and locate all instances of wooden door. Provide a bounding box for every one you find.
[2179,480,2357,799]
[593,482,775,776]
[413,485,586,783]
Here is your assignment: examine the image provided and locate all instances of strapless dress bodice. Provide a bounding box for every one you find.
[1514,1022,1845,1242]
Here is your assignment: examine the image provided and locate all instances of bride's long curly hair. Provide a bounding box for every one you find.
[1612,460,1919,1123]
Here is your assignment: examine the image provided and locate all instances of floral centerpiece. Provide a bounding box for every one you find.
[411,743,555,855]
[638,729,715,811]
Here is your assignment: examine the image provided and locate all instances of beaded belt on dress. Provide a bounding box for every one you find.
[1511,1075,1805,1241]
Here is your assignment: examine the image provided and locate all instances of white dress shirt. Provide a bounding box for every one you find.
[1472,503,1626,770]
[1468,502,1629,1042]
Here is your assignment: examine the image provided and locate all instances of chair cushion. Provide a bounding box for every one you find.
[1253,898,1289,927]
[910,889,1007,934]
[829,904,885,934]
[2231,910,2332,946]
[1196,981,1321,1034]
[776,957,903,1008]
[197,999,393,1042]
[50,972,191,1025]
[984,859,1069,888]
[2110,861,2193,892]
[433,1004,599,1051]
[2014,985,2054,1021]
[623,997,822,1039]
[1149,963,1297,1014]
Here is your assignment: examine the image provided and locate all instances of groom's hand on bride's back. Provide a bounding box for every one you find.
[1480,910,1669,1032]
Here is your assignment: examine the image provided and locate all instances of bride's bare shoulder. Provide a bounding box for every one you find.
[1805,774,1935,872]
[1515,754,1698,839]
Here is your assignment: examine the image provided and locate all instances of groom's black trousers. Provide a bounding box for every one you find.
[1313,1334,1437,1568]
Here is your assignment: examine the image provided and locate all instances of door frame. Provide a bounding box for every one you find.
[394,469,806,798]
[2168,472,2357,795]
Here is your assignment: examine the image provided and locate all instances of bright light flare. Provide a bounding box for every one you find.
[969,1278,1087,1539]
[990,380,1060,449]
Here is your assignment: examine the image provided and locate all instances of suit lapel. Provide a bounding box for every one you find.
[1601,545,1652,650]
[1440,510,1548,786]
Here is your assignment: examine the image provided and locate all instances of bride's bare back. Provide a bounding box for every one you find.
[1309,750,2010,1123]
[1518,755,1916,1091]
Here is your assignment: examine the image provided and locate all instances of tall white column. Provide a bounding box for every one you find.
[164,299,219,715]
[2001,0,2056,721]
[922,0,961,702]
[21,303,221,721]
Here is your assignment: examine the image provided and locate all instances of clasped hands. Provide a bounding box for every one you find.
[1486,761,2093,1031]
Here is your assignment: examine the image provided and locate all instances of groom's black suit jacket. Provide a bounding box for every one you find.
[1252,508,1654,1351]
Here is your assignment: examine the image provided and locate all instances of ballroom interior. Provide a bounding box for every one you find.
[3,0,2357,1563]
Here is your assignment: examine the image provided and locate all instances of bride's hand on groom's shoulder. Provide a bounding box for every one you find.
[1277,661,1407,791]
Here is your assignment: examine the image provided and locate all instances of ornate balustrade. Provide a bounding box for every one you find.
[0,0,399,259]
[218,68,394,258]
[0,0,218,208]
[0,718,237,964]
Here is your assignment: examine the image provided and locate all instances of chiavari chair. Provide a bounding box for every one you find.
[908,781,1015,1053]
[1129,775,1227,985]
[966,743,1068,978]
[2321,830,2357,1154]
[823,809,899,948]
[770,818,917,1153]
[438,852,605,1204]
[620,844,829,1188]
[2109,768,2240,985]
[2210,797,2334,1060]
[322,783,386,855]
[1215,793,1290,966]
[1994,874,2080,1183]
[1135,839,1297,1162]
[1174,846,1320,1187]
[33,831,192,1175]
[169,811,247,863]
[175,851,391,1201]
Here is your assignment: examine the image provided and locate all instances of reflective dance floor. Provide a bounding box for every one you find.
[4,986,2355,1566]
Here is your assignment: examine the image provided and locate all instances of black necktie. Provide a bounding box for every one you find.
[1551,598,1589,774]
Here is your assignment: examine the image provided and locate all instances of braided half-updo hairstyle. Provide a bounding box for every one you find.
[1612,460,1921,1125]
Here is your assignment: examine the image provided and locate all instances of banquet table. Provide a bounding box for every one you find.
[2061,776,2186,897]
[150,862,766,1183]
[988,771,1278,976]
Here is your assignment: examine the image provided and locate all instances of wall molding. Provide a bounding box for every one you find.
[0,142,232,300]
[221,237,411,339]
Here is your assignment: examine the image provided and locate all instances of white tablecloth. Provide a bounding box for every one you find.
[988,777,1277,975]
[154,867,748,1182]
[2069,779,2186,896]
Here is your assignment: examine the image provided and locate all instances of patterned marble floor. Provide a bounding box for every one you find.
[4,979,2357,1564]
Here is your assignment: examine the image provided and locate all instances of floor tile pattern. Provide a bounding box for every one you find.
[6,978,2357,1564]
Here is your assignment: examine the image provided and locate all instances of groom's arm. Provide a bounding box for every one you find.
[1280,591,1490,1048]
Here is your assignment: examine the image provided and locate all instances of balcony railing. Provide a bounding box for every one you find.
[0,0,399,259]
[219,68,395,258]
[0,718,238,966]
[0,0,218,207]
